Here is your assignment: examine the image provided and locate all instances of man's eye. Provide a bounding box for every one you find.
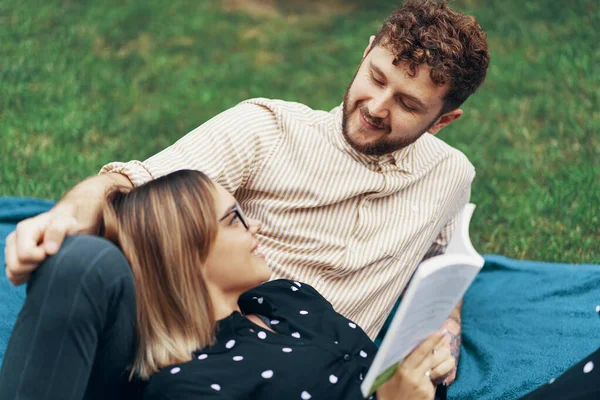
[402,102,415,112]
[371,75,384,86]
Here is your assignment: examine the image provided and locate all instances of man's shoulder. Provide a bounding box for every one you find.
[239,98,334,124]
[415,134,475,180]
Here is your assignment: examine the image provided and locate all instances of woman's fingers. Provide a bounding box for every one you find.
[403,329,449,371]
[430,356,456,385]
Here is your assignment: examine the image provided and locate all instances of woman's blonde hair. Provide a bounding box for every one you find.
[101,169,218,380]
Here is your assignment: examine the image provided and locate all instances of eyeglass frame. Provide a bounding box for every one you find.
[219,204,250,231]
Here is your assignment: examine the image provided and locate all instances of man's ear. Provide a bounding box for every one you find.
[363,35,376,59]
[428,109,463,135]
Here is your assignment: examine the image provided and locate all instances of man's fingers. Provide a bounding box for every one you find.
[5,231,38,286]
[14,218,48,264]
[43,215,79,255]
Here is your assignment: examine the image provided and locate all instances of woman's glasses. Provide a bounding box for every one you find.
[219,204,250,230]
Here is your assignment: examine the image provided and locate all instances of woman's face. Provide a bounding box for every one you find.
[202,183,271,296]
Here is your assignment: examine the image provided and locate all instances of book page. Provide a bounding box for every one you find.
[378,265,474,373]
[361,256,483,398]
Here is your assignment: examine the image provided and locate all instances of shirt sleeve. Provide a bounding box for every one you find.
[99,100,282,193]
[421,176,473,261]
[421,211,459,260]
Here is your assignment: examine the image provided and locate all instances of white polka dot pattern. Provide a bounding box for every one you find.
[146,280,379,399]
[299,310,308,315]
[261,370,274,379]
[583,361,594,373]
[348,322,356,329]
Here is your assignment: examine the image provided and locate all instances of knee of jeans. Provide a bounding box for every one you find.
[32,234,133,293]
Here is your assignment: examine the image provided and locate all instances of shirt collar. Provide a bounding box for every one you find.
[329,103,414,173]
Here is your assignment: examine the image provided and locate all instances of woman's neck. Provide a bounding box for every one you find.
[206,284,275,333]
[208,286,242,321]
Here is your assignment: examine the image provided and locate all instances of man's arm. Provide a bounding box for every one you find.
[5,100,281,286]
[5,173,132,285]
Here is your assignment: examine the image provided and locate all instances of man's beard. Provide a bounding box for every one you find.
[341,79,436,157]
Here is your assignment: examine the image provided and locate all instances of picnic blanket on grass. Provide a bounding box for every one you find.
[1,196,598,399]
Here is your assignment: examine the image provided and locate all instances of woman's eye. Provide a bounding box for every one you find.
[230,214,239,225]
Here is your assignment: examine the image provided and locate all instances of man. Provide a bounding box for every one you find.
[3,0,489,397]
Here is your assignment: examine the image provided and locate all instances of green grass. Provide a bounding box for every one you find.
[1,0,598,263]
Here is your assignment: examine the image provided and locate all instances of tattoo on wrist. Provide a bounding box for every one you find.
[449,332,462,360]
[447,314,461,325]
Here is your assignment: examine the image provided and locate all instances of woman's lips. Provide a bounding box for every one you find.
[251,244,265,259]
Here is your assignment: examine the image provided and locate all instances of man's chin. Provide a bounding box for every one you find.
[342,127,378,151]
[345,136,384,156]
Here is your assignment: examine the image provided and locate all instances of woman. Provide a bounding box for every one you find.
[1,169,597,399]
[100,169,453,399]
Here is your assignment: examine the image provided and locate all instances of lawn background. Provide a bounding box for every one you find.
[1,0,598,263]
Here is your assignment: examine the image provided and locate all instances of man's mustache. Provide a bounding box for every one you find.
[360,106,390,132]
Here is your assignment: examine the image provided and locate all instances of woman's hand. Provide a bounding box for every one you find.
[377,329,454,400]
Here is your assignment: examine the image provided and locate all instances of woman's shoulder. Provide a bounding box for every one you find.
[241,279,332,308]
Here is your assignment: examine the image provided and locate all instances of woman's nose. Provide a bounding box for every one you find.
[248,218,262,234]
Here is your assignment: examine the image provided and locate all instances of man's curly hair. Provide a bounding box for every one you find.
[372,0,490,114]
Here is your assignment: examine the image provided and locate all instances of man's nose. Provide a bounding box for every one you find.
[369,95,389,119]
[248,218,262,234]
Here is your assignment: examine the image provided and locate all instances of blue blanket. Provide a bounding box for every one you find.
[0,197,56,364]
[1,197,599,399]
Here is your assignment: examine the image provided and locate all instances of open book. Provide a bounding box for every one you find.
[361,203,485,398]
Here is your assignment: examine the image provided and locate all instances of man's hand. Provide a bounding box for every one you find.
[437,301,463,386]
[4,173,133,286]
[4,211,81,286]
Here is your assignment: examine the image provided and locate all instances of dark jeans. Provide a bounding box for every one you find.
[0,235,140,400]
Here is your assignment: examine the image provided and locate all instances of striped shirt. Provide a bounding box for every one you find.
[100,98,474,339]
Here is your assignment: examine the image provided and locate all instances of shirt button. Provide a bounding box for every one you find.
[343,354,351,361]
